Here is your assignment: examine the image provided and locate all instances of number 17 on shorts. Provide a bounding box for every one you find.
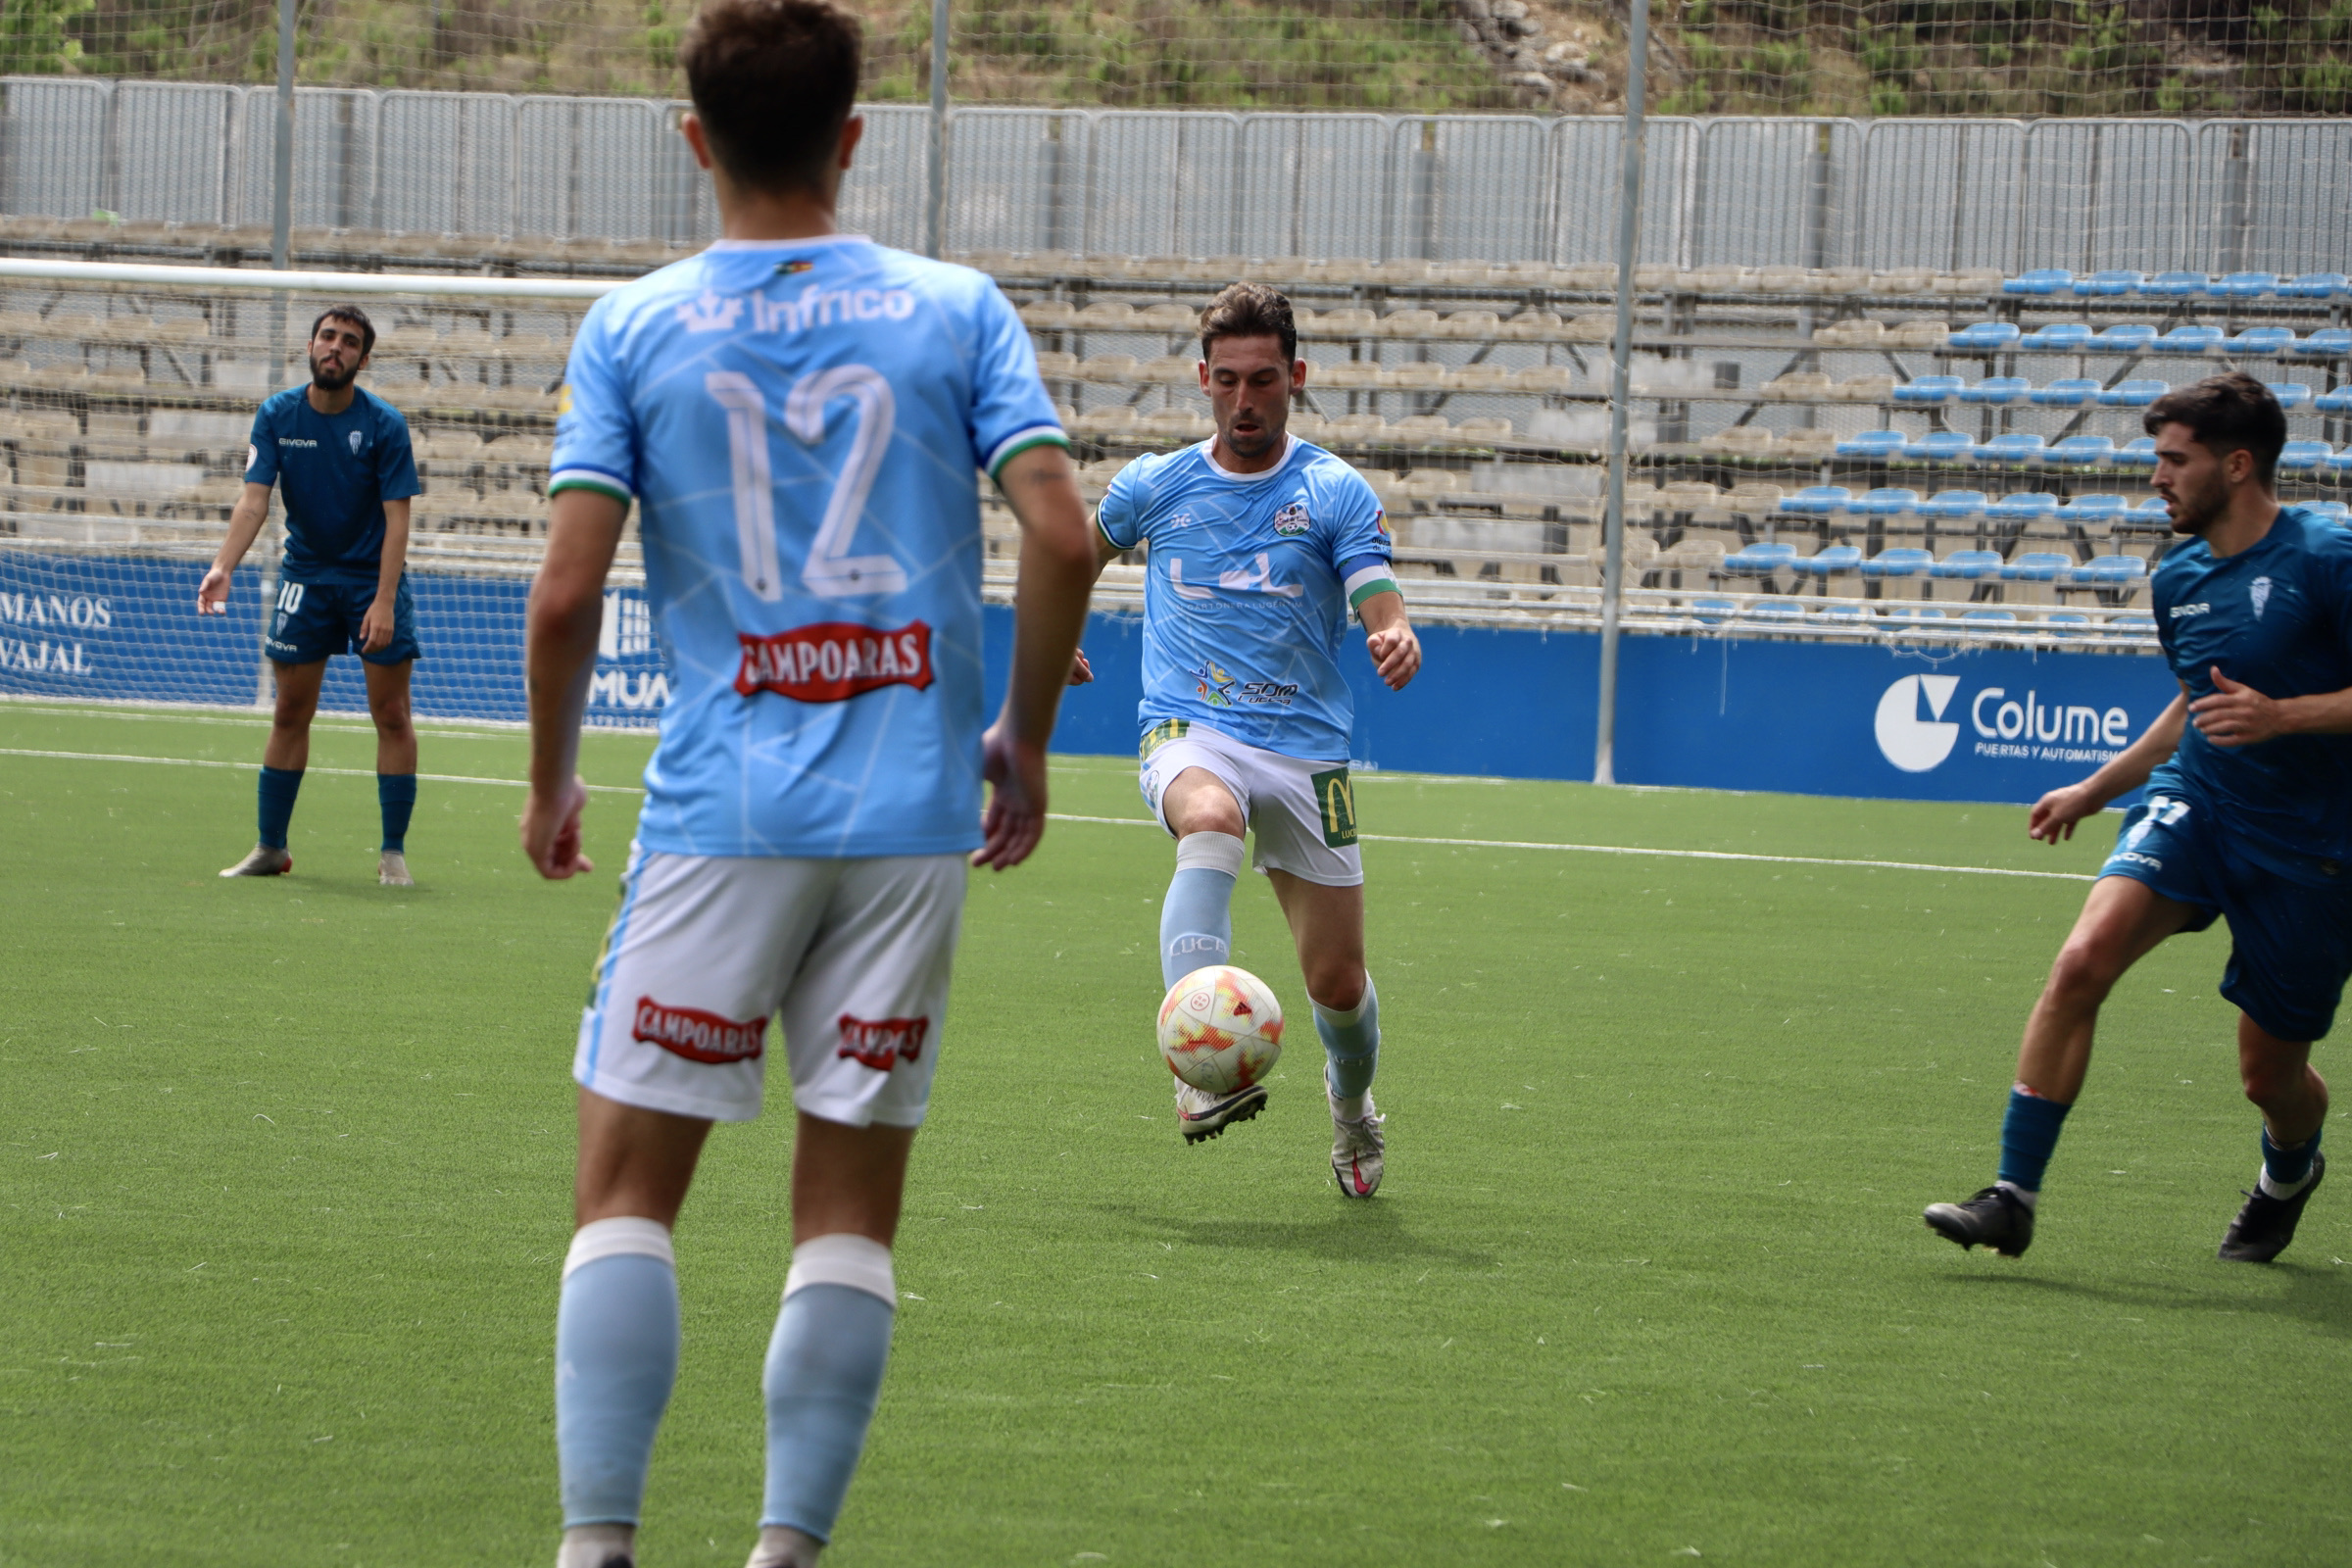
[574,847,967,1128]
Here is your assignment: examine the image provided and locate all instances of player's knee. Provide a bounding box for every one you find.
[1169,791,1244,839]
[1305,960,1366,1013]
[2237,1051,2308,1106]
[370,695,414,734]
[2044,938,2126,1008]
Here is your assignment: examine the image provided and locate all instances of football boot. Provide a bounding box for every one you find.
[2218,1151,2326,1263]
[1924,1185,2035,1257]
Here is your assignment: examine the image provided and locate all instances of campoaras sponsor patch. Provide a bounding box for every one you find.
[836,1014,929,1071]
[734,620,934,702]
[632,998,768,1063]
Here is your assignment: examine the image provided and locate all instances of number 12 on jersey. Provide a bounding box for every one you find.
[706,366,908,602]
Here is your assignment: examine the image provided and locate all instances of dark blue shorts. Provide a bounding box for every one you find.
[2101,790,2352,1042]
[265,574,418,666]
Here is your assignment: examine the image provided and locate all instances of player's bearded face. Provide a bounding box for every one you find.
[2153,424,2231,534]
[309,331,363,391]
[1202,336,1299,462]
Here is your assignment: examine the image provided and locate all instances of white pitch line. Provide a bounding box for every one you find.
[0,748,643,794]
[1018,813,2098,882]
[0,749,2098,883]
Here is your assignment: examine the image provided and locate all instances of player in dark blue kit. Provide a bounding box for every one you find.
[199,305,424,886]
[1927,374,2352,1262]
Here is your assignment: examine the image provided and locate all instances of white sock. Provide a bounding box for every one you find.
[2258,1165,2317,1200]
[559,1522,635,1568]
[746,1525,824,1568]
[1330,1091,1369,1122]
[1994,1179,2038,1211]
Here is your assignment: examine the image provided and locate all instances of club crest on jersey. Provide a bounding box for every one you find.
[1272,501,1311,535]
[633,998,767,1063]
[837,1014,928,1071]
[777,260,815,275]
[677,289,743,333]
[2252,576,2273,619]
[734,620,935,703]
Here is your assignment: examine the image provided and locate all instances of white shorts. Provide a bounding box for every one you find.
[574,846,966,1127]
[1137,719,1362,887]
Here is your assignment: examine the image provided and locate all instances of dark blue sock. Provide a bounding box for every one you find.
[258,765,303,850]
[2262,1124,2321,1187]
[377,773,416,853]
[1997,1087,2072,1193]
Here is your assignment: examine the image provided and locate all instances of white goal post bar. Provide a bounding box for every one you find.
[0,257,626,302]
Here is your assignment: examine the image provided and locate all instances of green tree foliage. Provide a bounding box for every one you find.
[0,0,92,74]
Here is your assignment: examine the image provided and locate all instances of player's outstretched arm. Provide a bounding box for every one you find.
[521,489,626,880]
[1360,589,1422,692]
[2028,691,2187,844]
[197,482,275,614]
[977,444,1097,870]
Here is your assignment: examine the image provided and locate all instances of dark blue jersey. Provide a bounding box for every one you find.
[2151,505,2352,883]
[244,385,420,585]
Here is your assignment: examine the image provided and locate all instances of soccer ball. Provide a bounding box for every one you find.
[1157,965,1284,1094]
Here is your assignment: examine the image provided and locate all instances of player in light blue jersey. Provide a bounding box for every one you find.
[514,4,1095,1564]
[1927,375,2352,1264]
[1079,282,1421,1196]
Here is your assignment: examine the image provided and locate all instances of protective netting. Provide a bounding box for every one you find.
[18,0,2352,116]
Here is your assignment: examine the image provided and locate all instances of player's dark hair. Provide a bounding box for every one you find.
[1199,282,1297,365]
[310,305,374,357]
[680,0,861,197]
[2145,372,2285,486]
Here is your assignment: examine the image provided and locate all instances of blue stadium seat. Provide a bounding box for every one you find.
[1851,487,1920,516]
[2143,271,2209,298]
[2065,554,2148,586]
[1812,601,1871,623]
[1788,544,1865,577]
[1722,541,1801,576]
[1834,428,1909,458]
[2114,612,2157,631]
[1745,600,1806,625]
[1690,596,1736,625]
[1931,548,2005,579]
[2267,381,2315,410]
[1949,321,2023,350]
[2056,493,2127,523]
[2281,272,2349,300]
[2000,550,2071,581]
[2074,270,2145,297]
[2320,444,2352,474]
[1918,489,1990,519]
[2031,378,2102,407]
[2091,323,2158,352]
[2230,326,2299,355]
[2209,270,2279,299]
[2319,387,2352,415]
[1963,607,2020,624]
[2127,494,2171,522]
[1881,604,1950,624]
[2295,327,2352,357]
[1959,376,2032,405]
[2048,612,2091,636]
[2048,435,2117,466]
[2158,324,2225,353]
[2115,438,2160,467]
[1987,491,2059,522]
[2098,379,2170,407]
[1778,485,1851,516]
[1861,546,1935,579]
[2278,439,2330,471]
[1893,374,1965,406]
[2020,323,2094,351]
[1978,432,2047,465]
[1902,429,1979,463]
[2004,269,2075,296]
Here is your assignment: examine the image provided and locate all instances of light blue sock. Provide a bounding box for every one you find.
[1160,832,1245,989]
[762,1238,898,1542]
[1317,974,1381,1105]
[555,1221,680,1528]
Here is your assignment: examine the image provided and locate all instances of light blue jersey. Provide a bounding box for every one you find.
[1097,434,1396,763]
[550,234,1065,858]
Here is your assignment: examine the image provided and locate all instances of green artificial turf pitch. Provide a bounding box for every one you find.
[2,699,2349,1567]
